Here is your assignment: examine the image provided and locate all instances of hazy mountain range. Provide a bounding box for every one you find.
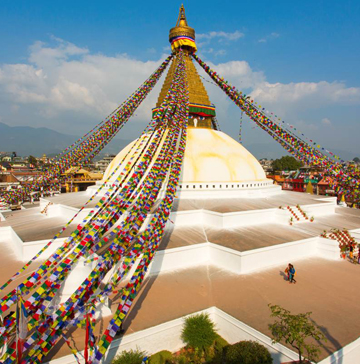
[0,122,357,161]
[0,122,131,158]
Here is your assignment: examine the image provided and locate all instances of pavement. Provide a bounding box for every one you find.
[40,257,360,361]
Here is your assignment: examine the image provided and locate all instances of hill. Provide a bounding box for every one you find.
[0,122,131,157]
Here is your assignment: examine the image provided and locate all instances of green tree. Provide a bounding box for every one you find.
[181,313,218,361]
[112,348,147,364]
[223,341,272,364]
[271,156,303,171]
[268,304,327,363]
[28,155,38,167]
[353,157,360,163]
[149,350,172,364]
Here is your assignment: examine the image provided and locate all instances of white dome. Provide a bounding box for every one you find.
[103,129,268,184]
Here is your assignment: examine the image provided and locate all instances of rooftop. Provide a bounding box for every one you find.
[11,258,360,362]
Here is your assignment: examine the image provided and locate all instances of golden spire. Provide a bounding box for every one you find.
[169,5,196,53]
[176,4,188,27]
[154,5,216,129]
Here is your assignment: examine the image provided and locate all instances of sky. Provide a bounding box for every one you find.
[0,0,359,159]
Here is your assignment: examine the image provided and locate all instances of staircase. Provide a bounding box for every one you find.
[41,202,53,215]
[285,205,314,225]
[321,228,358,260]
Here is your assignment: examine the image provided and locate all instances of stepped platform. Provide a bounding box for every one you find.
[1,190,360,363]
[16,257,360,362]
[1,208,76,242]
[42,190,329,213]
[171,191,330,213]
[0,191,359,257]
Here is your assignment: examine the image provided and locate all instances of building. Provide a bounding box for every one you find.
[259,158,274,174]
[61,166,103,192]
[94,154,117,172]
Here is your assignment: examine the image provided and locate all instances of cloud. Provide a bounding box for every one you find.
[201,48,227,57]
[200,60,265,89]
[29,38,89,67]
[258,32,280,43]
[197,30,244,43]
[322,118,332,125]
[250,81,360,112]
[0,36,360,153]
[0,37,167,129]
[197,31,244,58]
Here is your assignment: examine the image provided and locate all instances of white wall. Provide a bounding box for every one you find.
[40,194,337,231]
[3,230,341,279]
[148,243,209,275]
[46,307,298,364]
[46,204,91,224]
[316,238,341,260]
[146,236,336,276]
[213,308,298,363]
[318,335,360,364]
[46,306,360,364]
[0,225,23,259]
[22,237,67,261]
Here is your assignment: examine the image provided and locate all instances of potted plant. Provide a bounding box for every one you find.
[310,216,314,222]
[289,217,294,226]
[340,245,347,259]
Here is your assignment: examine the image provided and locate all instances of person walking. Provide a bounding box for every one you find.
[289,264,296,284]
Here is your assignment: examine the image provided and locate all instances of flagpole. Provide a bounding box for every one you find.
[16,288,21,364]
[84,305,89,364]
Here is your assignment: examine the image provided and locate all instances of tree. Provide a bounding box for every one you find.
[271,156,303,172]
[353,157,360,163]
[28,155,37,167]
[112,349,147,364]
[181,313,218,361]
[268,304,327,363]
[223,341,273,364]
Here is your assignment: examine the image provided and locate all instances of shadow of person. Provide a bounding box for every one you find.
[311,319,343,364]
[279,270,288,281]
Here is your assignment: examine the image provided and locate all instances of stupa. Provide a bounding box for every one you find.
[1,5,360,364]
[90,4,277,199]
